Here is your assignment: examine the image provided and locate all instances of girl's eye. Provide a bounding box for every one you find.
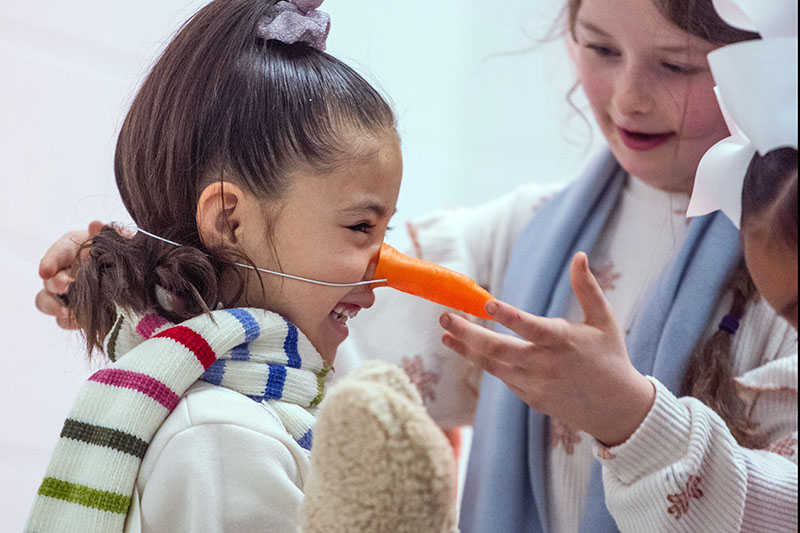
[662,62,699,75]
[347,222,376,234]
[585,44,618,57]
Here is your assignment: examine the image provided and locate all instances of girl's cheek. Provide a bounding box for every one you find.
[679,78,727,139]
[335,249,376,281]
[577,60,609,110]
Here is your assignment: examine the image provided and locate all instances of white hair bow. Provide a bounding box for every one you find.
[687,0,798,228]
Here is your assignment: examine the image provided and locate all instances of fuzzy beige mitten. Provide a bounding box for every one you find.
[300,361,459,533]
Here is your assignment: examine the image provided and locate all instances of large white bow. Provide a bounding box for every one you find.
[687,0,798,228]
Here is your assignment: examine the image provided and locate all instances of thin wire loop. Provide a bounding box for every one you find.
[134,227,387,287]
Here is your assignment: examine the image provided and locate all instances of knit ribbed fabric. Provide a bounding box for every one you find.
[593,296,798,532]
[549,175,692,533]
[26,308,327,533]
[598,377,798,532]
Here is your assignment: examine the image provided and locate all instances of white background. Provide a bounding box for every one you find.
[0,1,602,527]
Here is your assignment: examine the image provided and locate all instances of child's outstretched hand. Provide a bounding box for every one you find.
[440,252,655,446]
[34,220,103,329]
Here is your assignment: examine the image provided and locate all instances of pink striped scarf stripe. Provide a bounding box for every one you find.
[88,369,181,411]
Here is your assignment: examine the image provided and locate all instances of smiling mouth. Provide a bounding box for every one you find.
[618,127,675,151]
[331,304,358,325]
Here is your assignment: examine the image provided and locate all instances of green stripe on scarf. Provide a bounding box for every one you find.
[38,477,130,514]
[106,315,125,362]
[310,364,331,408]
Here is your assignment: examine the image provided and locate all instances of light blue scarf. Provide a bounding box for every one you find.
[459,152,741,532]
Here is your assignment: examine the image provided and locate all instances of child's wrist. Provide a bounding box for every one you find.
[593,373,656,447]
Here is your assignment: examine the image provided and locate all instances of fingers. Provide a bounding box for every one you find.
[38,228,92,280]
[569,252,615,329]
[87,220,104,238]
[484,299,565,347]
[440,313,543,406]
[43,270,74,296]
[35,288,80,329]
[35,289,79,329]
[36,221,102,331]
[440,312,529,370]
[56,313,81,330]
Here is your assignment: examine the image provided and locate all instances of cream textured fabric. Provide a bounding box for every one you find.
[301,361,458,533]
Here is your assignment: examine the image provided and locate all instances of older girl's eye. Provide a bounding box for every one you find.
[585,44,618,57]
[662,62,699,75]
[347,222,376,234]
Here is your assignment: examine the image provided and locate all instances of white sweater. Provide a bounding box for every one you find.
[343,177,798,532]
[124,381,310,533]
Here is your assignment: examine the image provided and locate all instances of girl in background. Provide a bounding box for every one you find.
[27,0,404,531]
[441,0,798,530]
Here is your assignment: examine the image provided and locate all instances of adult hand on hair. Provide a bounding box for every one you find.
[440,252,655,447]
[35,220,104,329]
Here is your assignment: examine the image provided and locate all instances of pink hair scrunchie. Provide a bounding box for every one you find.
[256,0,330,51]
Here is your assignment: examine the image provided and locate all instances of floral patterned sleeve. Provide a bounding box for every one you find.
[338,181,565,428]
[598,299,798,532]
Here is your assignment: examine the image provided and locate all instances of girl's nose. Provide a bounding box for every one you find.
[613,65,653,117]
[363,243,383,282]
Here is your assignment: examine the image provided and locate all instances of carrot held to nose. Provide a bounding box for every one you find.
[372,243,495,320]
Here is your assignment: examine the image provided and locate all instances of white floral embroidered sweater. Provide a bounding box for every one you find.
[342,175,798,532]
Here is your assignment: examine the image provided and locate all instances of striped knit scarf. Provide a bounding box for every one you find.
[26,307,329,533]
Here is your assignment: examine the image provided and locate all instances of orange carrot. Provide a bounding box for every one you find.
[373,243,494,320]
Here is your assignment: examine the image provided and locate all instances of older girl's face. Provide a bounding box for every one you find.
[238,132,403,363]
[572,0,730,193]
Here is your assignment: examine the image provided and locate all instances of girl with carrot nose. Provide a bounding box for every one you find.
[26,0,409,530]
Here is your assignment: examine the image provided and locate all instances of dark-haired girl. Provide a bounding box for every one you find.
[27,1,403,531]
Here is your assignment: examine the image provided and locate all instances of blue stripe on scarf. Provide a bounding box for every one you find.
[283,320,302,369]
[263,363,287,400]
[231,342,250,361]
[297,428,313,451]
[225,308,261,342]
[202,360,226,385]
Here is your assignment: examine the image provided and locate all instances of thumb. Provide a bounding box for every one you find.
[87,220,104,238]
[569,252,615,329]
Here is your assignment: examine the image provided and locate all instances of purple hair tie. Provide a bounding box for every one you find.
[256,0,330,51]
[718,314,740,334]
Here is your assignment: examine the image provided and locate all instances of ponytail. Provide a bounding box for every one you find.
[680,264,761,448]
[66,225,245,356]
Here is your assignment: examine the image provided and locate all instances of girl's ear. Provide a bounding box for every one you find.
[196,181,245,249]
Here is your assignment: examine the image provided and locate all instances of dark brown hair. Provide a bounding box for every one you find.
[680,148,798,447]
[67,0,396,355]
[741,147,798,245]
[565,0,758,43]
[679,265,760,447]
